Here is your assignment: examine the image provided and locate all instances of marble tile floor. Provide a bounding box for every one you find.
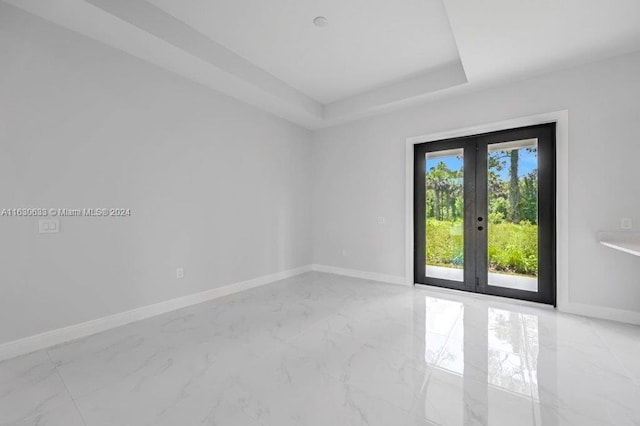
[1,272,639,425]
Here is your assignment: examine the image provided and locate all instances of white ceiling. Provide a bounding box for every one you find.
[4,0,640,129]
[145,0,461,104]
[444,0,640,84]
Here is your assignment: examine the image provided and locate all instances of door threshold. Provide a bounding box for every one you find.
[414,282,556,312]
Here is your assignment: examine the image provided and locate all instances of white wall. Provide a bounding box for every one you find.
[2,3,640,346]
[0,4,312,345]
[312,51,640,317]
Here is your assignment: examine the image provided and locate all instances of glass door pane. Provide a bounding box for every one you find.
[486,139,538,292]
[415,123,555,305]
[425,149,465,282]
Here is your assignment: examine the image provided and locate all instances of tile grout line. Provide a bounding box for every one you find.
[265,286,433,419]
[586,319,638,383]
[45,349,89,426]
[2,275,637,425]
[403,305,464,418]
[519,315,542,426]
[276,291,382,348]
[19,281,353,417]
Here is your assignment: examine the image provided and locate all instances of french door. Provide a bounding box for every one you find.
[414,124,556,305]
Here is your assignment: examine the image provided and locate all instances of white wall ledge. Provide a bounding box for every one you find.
[599,231,640,257]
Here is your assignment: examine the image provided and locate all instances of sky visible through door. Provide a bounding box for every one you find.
[425,141,539,291]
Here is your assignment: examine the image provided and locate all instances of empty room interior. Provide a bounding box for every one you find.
[2,0,640,425]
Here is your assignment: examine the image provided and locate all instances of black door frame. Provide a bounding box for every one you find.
[414,136,477,294]
[414,124,556,306]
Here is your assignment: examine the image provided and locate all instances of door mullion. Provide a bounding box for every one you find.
[475,141,489,293]
[463,140,477,292]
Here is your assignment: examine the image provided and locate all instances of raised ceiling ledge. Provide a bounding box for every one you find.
[3,0,325,127]
[598,231,640,257]
[3,0,468,130]
[323,60,467,125]
[8,0,640,130]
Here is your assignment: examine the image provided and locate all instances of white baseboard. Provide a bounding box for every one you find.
[311,264,640,325]
[3,264,635,362]
[311,264,409,286]
[0,265,312,362]
[559,301,640,325]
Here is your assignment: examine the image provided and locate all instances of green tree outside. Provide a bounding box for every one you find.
[426,148,538,277]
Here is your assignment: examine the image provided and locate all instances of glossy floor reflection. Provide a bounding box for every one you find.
[0,272,639,425]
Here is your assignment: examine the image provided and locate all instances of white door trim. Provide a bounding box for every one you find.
[405,111,570,310]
